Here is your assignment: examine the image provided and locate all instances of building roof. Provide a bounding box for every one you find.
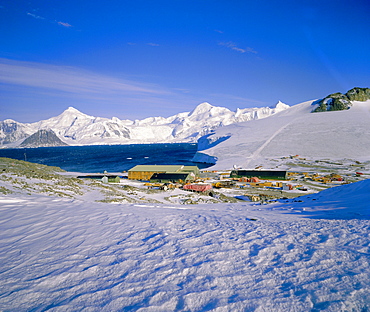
[231,170,287,174]
[179,166,200,172]
[150,172,192,180]
[230,170,287,179]
[129,165,197,173]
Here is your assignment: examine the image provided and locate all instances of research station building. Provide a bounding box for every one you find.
[128,165,200,182]
[230,170,288,180]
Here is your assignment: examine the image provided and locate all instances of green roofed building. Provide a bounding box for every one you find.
[128,165,200,181]
[150,172,195,183]
[230,170,288,180]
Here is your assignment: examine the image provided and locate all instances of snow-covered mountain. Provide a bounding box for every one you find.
[192,99,370,169]
[0,102,289,147]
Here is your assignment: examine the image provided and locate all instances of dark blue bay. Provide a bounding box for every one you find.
[0,143,211,173]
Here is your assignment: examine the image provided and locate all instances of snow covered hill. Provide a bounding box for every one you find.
[0,102,289,147]
[193,99,370,169]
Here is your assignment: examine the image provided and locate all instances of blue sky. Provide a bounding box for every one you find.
[1,0,369,122]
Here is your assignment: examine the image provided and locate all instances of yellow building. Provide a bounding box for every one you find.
[128,165,200,181]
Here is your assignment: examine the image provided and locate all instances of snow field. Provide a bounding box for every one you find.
[1,193,370,311]
[1,156,370,311]
[195,100,370,170]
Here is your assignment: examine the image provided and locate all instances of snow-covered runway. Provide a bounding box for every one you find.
[1,191,370,311]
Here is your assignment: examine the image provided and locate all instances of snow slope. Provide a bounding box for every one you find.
[1,177,370,311]
[193,100,370,169]
[0,102,289,147]
[274,178,370,219]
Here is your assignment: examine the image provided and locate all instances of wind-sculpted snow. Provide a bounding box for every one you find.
[1,193,370,311]
[1,157,370,311]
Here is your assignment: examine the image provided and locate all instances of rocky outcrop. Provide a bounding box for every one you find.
[346,87,370,101]
[20,129,68,148]
[312,87,370,112]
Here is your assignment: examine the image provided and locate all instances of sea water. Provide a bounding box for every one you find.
[0,143,211,173]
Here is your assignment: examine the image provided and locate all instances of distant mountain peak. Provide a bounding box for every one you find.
[197,102,213,108]
[190,102,214,114]
[66,106,80,112]
[271,101,289,110]
[62,106,87,116]
[52,107,92,124]
[189,102,233,118]
[3,119,18,123]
